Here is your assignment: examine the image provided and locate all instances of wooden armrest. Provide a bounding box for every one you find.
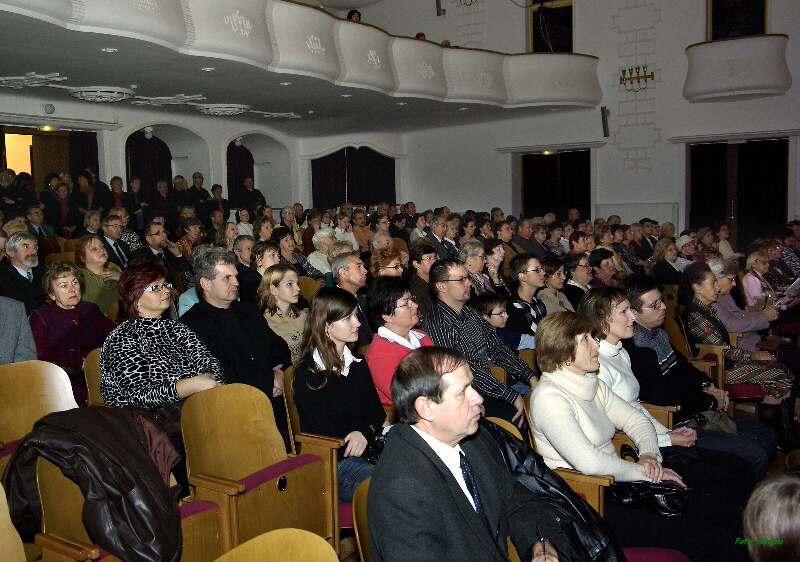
[554,469,614,486]
[729,332,742,347]
[295,432,345,449]
[189,473,245,496]
[697,344,730,355]
[35,532,100,560]
[688,359,714,375]
[641,402,680,413]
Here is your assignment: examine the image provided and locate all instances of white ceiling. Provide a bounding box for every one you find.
[0,9,558,137]
[316,0,384,9]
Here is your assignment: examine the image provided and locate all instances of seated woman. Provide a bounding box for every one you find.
[30,261,115,403]
[482,238,513,300]
[366,277,433,404]
[537,255,574,314]
[714,223,742,261]
[272,226,323,280]
[579,286,755,502]
[307,226,335,275]
[100,262,223,409]
[543,222,567,258]
[682,261,799,449]
[562,253,592,311]
[292,287,387,502]
[257,264,307,364]
[458,239,492,298]
[588,248,619,287]
[253,215,275,243]
[77,210,103,238]
[253,240,281,276]
[76,234,121,316]
[611,224,644,275]
[371,247,404,278]
[175,217,203,261]
[530,312,746,562]
[235,208,254,238]
[651,239,692,286]
[215,222,238,251]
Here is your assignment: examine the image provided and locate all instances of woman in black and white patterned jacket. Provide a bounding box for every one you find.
[100,262,223,409]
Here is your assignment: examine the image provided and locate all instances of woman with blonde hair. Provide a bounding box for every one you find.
[76,234,121,314]
[370,247,404,278]
[257,264,307,363]
[215,222,238,251]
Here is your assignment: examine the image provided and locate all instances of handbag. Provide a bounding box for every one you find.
[687,409,737,434]
[608,444,690,517]
[360,424,385,465]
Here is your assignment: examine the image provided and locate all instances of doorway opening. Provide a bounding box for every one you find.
[521,149,590,221]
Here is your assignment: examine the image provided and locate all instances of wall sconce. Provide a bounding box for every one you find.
[620,66,654,92]
[234,137,243,147]
[142,126,154,139]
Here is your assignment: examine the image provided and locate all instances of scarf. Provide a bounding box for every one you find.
[632,324,677,376]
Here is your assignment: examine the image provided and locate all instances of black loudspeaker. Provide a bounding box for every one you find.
[601,106,609,138]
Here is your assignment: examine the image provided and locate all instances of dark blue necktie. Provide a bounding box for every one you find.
[460,452,491,533]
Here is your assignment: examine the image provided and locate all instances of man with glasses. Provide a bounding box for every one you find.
[562,253,592,310]
[622,274,777,479]
[420,258,536,425]
[425,214,451,260]
[506,254,547,339]
[0,231,46,314]
[131,221,190,285]
[100,214,132,269]
[409,242,437,317]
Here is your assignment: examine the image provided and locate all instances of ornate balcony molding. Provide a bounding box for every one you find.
[683,34,792,102]
[0,0,603,109]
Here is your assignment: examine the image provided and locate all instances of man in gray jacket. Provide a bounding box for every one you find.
[0,296,36,365]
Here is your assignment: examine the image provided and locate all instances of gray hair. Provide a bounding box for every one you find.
[327,239,354,265]
[369,231,391,251]
[84,210,102,228]
[232,234,254,251]
[746,251,767,272]
[312,226,334,250]
[194,246,237,286]
[101,214,121,227]
[331,250,361,284]
[707,257,738,278]
[458,239,484,263]
[6,231,37,253]
[281,206,293,217]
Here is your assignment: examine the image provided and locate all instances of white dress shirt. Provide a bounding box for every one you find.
[312,345,361,377]
[410,425,475,510]
[376,327,426,350]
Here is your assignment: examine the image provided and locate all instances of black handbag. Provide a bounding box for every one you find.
[608,444,689,517]
[360,424,385,465]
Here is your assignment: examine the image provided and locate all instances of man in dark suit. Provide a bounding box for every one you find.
[26,204,60,259]
[368,346,560,562]
[181,247,292,450]
[129,222,190,286]
[332,250,372,349]
[425,214,451,259]
[0,231,46,315]
[100,214,132,269]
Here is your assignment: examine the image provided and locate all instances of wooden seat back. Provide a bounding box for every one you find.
[663,317,692,360]
[83,348,105,407]
[182,384,287,482]
[661,284,678,319]
[298,276,320,303]
[45,251,76,267]
[283,366,301,453]
[0,360,78,445]
[518,349,538,373]
[0,484,25,562]
[215,528,338,562]
[64,239,80,253]
[353,478,372,562]
[489,362,507,384]
[106,301,120,323]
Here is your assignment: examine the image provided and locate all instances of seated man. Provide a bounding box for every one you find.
[622,274,778,479]
[368,346,559,562]
[420,258,536,424]
[0,231,46,314]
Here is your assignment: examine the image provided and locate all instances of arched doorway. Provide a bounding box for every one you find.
[125,131,172,200]
[227,133,292,209]
[311,146,395,210]
[226,142,254,207]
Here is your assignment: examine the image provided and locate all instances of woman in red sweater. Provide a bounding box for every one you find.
[366,276,434,404]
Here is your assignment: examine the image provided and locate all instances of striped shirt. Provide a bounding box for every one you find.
[420,300,535,405]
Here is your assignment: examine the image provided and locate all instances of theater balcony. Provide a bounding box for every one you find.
[683,34,792,102]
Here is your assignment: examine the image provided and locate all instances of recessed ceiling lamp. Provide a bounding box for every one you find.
[280,82,292,86]
[308,110,315,114]
[201,67,216,72]
[69,86,135,103]
[458,107,469,111]
[101,47,118,53]
[542,150,557,156]
[38,125,59,132]
[397,102,407,106]
[196,103,250,116]
[341,94,352,98]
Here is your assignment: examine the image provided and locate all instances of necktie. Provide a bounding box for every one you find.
[113,241,128,267]
[459,452,491,533]
[26,269,33,282]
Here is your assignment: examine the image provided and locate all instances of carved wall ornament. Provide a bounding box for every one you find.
[131,94,207,106]
[69,86,135,103]
[225,10,252,37]
[416,61,435,81]
[306,35,326,55]
[368,49,382,70]
[0,72,68,89]
[128,0,158,12]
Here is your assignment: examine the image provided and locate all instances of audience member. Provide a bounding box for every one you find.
[331,250,372,348]
[272,226,323,280]
[537,255,574,314]
[408,241,436,316]
[232,234,260,308]
[308,226,335,274]
[258,264,307,363]
[0,295,36,364]
[130,222,191,286]
[743,473,800,562]
[0,231,46,314]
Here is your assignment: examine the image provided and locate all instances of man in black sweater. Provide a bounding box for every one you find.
[181,247,292,450]
[622,274,778,478]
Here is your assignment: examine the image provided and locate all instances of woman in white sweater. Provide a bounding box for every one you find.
[530,312,747,562]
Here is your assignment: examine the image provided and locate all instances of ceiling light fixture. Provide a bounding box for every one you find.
[341,94,352,98]
[69,86,135,103]
[201,67,216,72]
[234,137,243,147]
[397,102,407,106]
[458,107,469,111]
[196,103,250,116]
[142,126,154,139]
[38,125,59,132]
[308,110,315,114]
[101,47,118,53]
[280,82,292,86]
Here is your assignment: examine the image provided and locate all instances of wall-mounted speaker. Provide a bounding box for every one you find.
[601,106,609,138]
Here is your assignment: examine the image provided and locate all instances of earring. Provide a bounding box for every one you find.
[565,361,571,367]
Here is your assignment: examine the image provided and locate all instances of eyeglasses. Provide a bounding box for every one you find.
[645,298,664,310]
[525,267,544,274]
[382,264,404,271]
[420,255,437,262]
[443,276,470,284]
[489,310,509,317]
[396,295,418,308]
[143,282,173,293]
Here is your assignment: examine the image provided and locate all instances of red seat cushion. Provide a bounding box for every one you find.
[339,502,353,528]
[239,454,322,491]
[179,500,218,519]
[623,547,690,562]
[726,383,767,399]
[1,439,20,459]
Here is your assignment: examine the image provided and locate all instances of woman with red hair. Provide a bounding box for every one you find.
[99,262,223,409]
